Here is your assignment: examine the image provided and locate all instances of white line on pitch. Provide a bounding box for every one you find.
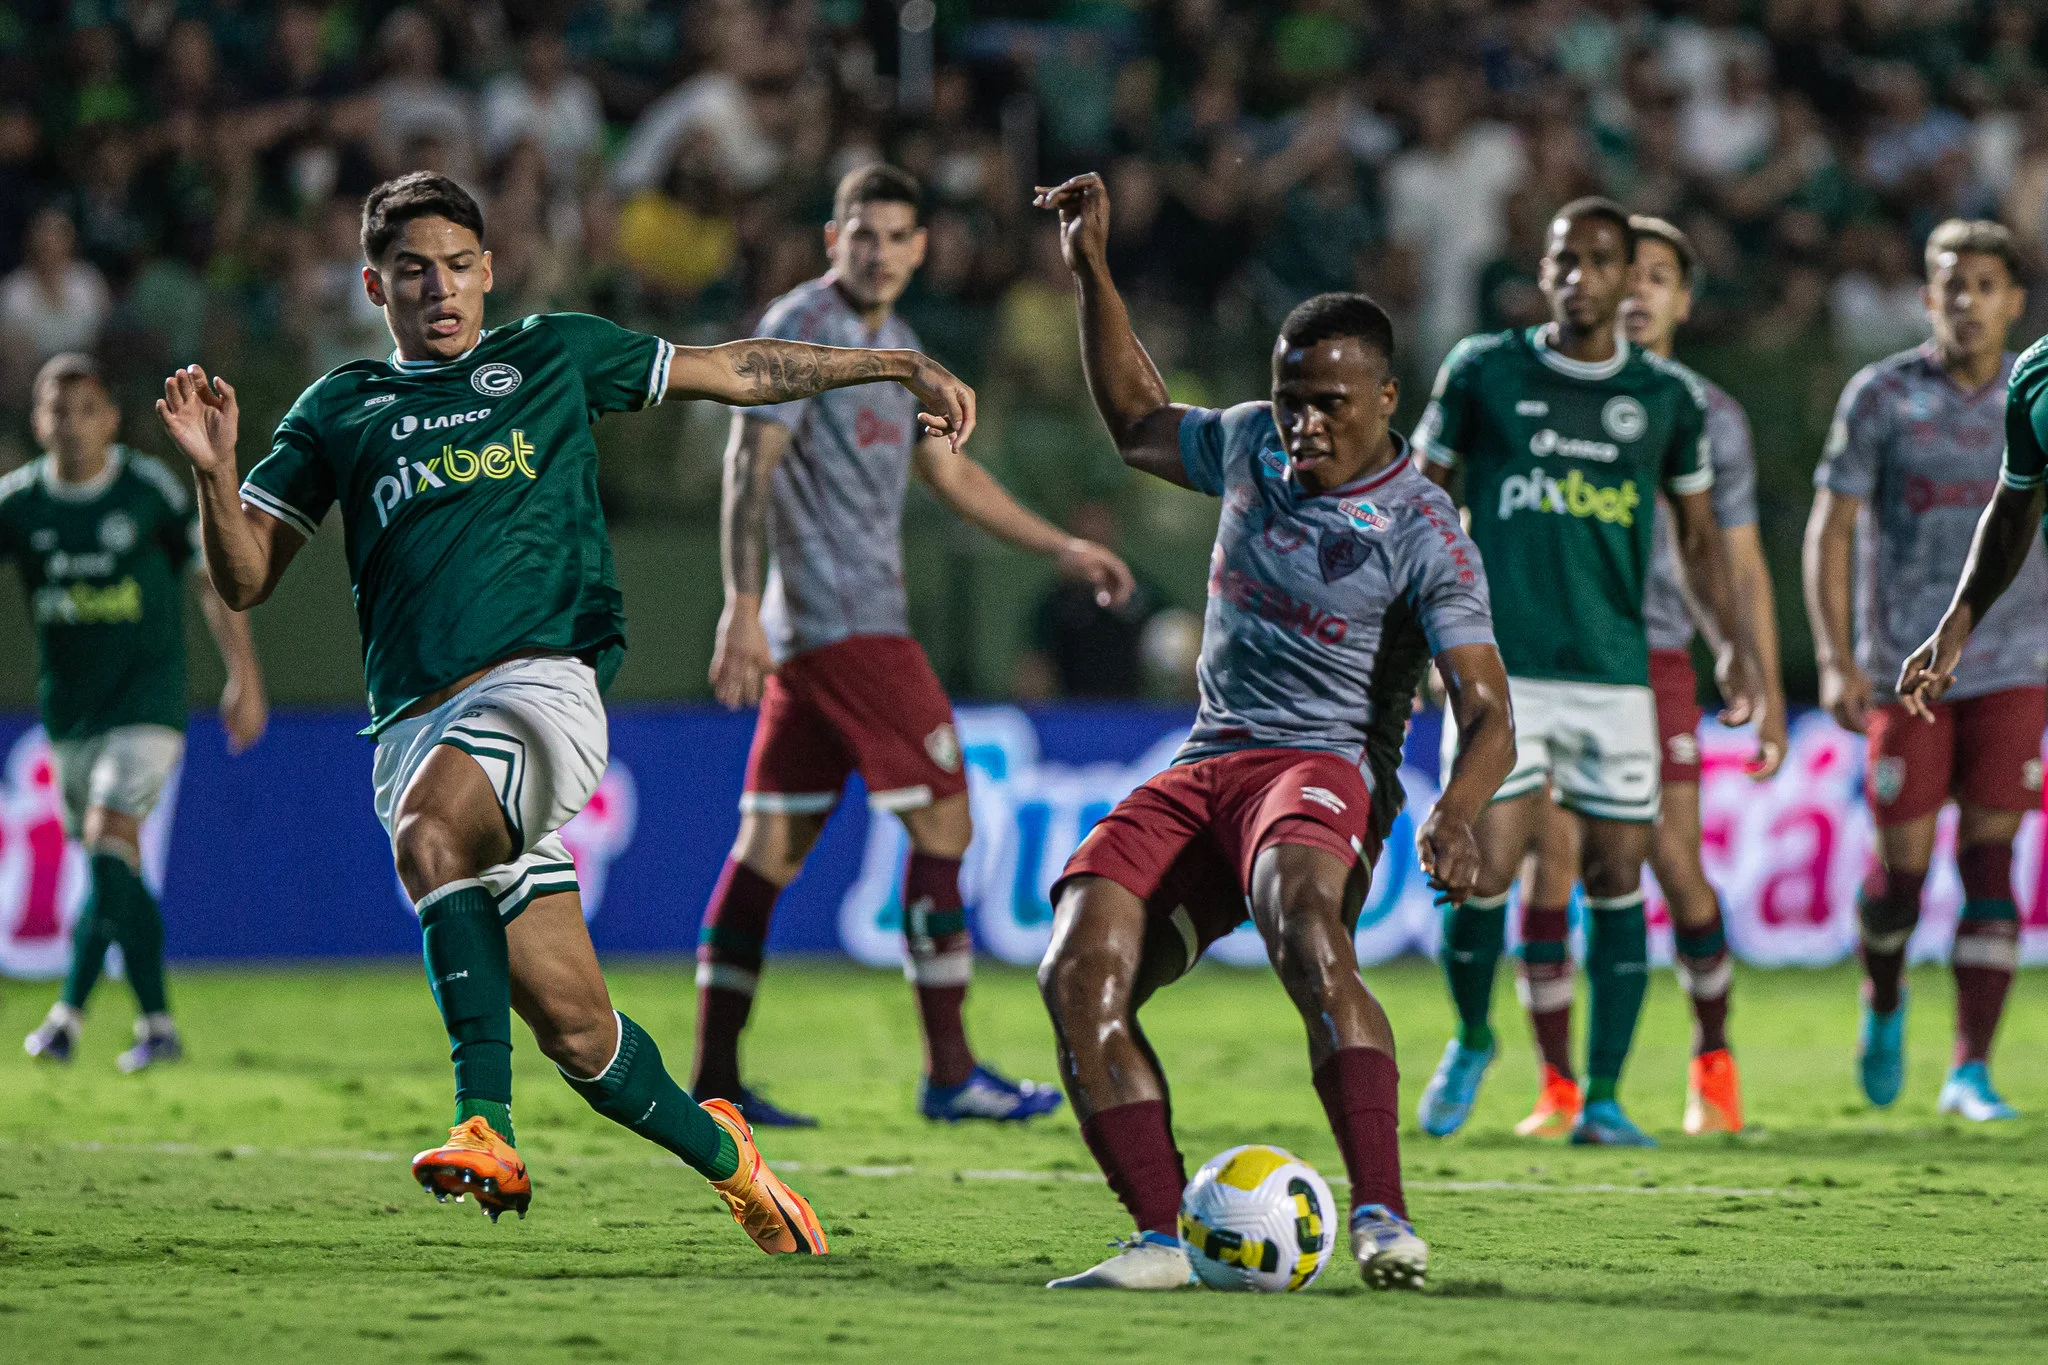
[24,1140,1797,1197]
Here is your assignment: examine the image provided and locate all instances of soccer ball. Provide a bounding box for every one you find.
[1177,1144,1336,1292]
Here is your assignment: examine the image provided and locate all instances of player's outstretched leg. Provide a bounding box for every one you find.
[905,798,1060,1123]
[1515,899,1580,1138]
[512,893,826,1251]
[1039,876,1193,1290]
[1251,841,1425,1290]
[1856,864,1923,1108]
[1941,836,2021,1121]
[1420,892,1505,1136]
[1654,787,1740,1134]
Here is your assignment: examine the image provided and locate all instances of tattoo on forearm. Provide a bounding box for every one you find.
[730,342,892,404]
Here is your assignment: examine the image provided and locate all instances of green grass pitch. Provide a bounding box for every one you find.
[3,957,2046,1363]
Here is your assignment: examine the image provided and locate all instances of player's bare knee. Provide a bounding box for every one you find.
[392,811,487,899]
[1579,844,1646,902]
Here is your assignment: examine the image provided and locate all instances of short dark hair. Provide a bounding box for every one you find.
[832,163,922,227]
[1629,214,1697,286]
[361,171,486,262]
[1550,196,1636,261]
[1926,218,2025,284]
[31,352,106,411]
[1277,292,1397,368]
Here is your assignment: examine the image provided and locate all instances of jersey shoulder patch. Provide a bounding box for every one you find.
[125,450,191,513]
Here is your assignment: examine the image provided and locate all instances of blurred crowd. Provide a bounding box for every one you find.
[6,0,2048,503]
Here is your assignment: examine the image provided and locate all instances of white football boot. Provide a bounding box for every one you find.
[1046,1231,1194,1289]
[1352,1205,1428,1290]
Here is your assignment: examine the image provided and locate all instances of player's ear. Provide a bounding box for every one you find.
[1675,287,1694,327]
[908,225,928,269]
[1379,373,1399,416]
[362,265,386,308]
[479,248,493,294]
[823,221,840,255]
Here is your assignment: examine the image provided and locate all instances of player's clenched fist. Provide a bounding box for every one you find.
[1416,805,1483,906]
[156,364,240,477]
[1034,174,1112,270]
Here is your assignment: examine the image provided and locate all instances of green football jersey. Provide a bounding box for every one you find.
[0,446,197,739]
[1999,333,2048,524]
[1412,328,1713,686]
[241,312,676,732]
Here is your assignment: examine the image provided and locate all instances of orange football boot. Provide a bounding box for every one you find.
[412,1115,531,1222]
[701,1098,828,1255]
[1683,1048,1744,1134]
[1513,1064,1583,1138]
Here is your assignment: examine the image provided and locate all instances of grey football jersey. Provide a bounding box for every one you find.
[1644,376,1759,652]
[745,274,925,662]
[1177,403,1496,836]
[1814,345,2048,700]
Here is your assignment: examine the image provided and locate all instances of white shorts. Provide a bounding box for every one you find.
[372,655,608,920]
[1442,675,1660,823]
[50,724,185,838]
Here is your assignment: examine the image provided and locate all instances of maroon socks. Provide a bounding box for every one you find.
[692,857,781,1097]
[1313,1046,1407,1220]
[904,852,976,1087]
[1517,902,1575,1080]
[1857,866,1925,1015]
[1080,1100,1187,1234]
[1953,843,2019,1066]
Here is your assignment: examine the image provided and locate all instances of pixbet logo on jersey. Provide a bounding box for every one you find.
[373,428,539,526]
[1497,469,1640,527]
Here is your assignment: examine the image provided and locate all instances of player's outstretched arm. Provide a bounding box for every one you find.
[666,341,974,449]
[1670,487,1766,731]
[1034,173,1194,486]
[911,433,1135,607]
[1419,642,1516,905]
[1898,482,2045,719]
[156,365,305,610]
[710,415,793,709]
[1801,487,1871,733]
[197,579,269,754]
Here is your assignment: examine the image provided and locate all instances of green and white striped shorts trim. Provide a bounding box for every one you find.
[372,655,609,918]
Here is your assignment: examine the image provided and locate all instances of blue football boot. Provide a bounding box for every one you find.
[1937,1061,2018,1121]
[1417,1037,1495,1137]
[1858,992,1907,1108]
[1351,1205,1428,1290]
[919,1063,1064,1122]
[24,1005,78,1064]
[1569,1098,1658,1147]
[733,1087,819,1129]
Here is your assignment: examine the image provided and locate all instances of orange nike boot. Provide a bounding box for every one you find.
[1684,1048,1744,1134]
[701,1098,828,1255]
[1514,1064,1583,1138]
[412,1115,531,1222]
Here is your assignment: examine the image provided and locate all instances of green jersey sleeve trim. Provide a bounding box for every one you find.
[1999,463,2043,489]
[239,481,321,539]
[1666,461,1716,496]
[646,337,676,407]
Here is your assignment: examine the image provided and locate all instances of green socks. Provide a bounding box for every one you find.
[62,851,168,1016]
[1442,895,1509,1051]
[418,881,515,1143]
[1585,894,1650,1103]
[561,1012,740,1181]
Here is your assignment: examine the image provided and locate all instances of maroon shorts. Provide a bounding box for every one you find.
[1865,685,2048,827]
[741,635,968,815]
[1650,648,1704,786]
[1053,748,1383,978]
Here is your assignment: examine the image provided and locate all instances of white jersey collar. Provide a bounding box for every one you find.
[1532,327,1629,382]
[390,338,482,371]
[40,445,124,502]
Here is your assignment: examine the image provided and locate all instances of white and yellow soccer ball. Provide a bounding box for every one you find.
[1177,1144,1337,1292]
